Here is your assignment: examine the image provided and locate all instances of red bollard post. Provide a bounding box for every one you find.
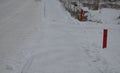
[103,29,108,48]
[80,9,83,21]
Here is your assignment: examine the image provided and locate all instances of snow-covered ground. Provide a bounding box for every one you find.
[88,8,120,25]
[0,0,120,73]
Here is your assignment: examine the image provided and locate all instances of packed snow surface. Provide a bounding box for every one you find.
[0,0,120,73]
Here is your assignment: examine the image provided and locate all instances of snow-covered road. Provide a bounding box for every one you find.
[0,0,43,73]
[0,0,120,73]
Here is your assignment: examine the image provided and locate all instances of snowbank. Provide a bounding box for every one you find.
[88,8,120,25]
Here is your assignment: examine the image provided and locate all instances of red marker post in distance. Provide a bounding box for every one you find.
[80,9,83,21]
[103,29,108,48]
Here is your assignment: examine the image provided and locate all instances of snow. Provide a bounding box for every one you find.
[0,0,120,73]
[88,8,120,25]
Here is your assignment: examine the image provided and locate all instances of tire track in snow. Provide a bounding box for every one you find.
[21,56,34,73]
[20,48,71,73]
